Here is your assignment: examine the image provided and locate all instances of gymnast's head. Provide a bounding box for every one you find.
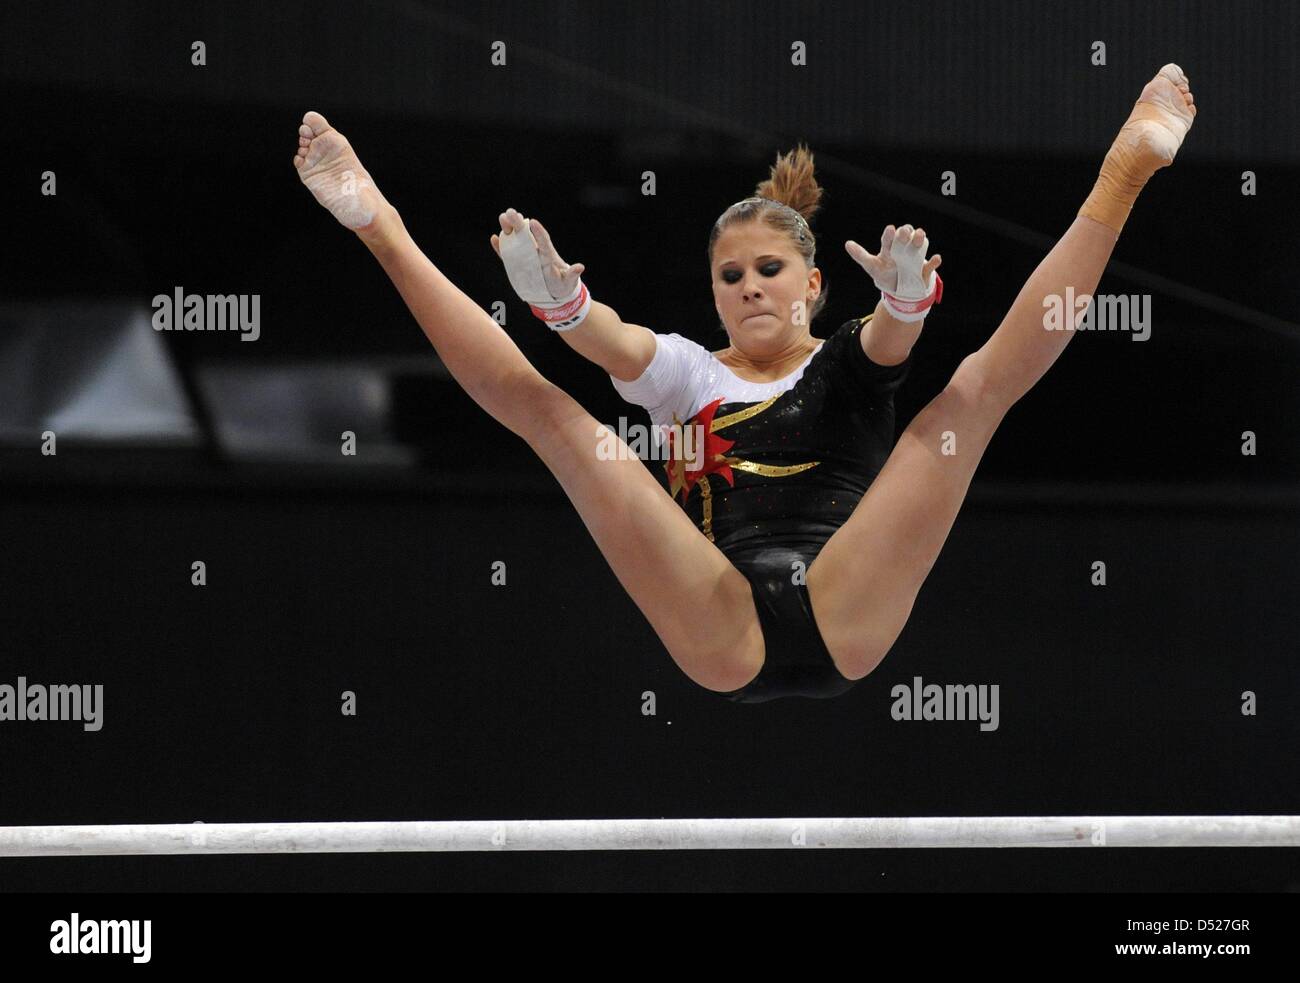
[707,144,828,357]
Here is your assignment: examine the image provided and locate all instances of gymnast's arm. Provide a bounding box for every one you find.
[860,302,922,367]
[553,301,657,382]
[845,223,943,367]
[490,210,656,381]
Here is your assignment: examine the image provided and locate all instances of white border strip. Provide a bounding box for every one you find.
[1,816,1298,856]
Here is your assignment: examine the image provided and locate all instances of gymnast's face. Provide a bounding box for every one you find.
[711,220,821,356]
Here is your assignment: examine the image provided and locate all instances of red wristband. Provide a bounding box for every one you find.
[881,273,943,317]
[529,281,591,331]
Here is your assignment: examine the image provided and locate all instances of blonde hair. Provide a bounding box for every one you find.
[707,144,829,324]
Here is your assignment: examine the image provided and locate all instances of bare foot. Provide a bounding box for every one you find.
[293,111,388,230]
[1080,64,1197,233]
[1111,63,1197,178]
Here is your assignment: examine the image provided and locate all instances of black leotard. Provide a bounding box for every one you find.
[610,314,911,702]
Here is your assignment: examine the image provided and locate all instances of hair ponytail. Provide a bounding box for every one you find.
[754,144,823,225]
[707,144,830,337]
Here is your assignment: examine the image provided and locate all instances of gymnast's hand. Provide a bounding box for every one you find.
[490,207,586,306]
[845,224,942,302]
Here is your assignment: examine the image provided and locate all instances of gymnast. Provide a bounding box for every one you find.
[293,64,1196,703]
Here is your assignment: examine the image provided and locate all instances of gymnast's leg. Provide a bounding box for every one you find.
[807,65,1197,678]
[293,112,763,691]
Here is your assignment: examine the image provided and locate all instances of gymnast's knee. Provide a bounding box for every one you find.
[820,611,906,681]
[514,379,588,449]
[682,608,766,693]
[952,352,1014,418]
[827,640,894,682]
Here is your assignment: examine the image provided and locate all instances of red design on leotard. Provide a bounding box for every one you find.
[664,397,736,502]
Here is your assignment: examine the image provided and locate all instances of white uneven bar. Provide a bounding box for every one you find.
[1,816,1298,856]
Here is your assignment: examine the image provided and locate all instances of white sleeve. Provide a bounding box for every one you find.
[608,333,705,421]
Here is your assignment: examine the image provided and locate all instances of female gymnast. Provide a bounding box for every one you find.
[293,64,1196,703]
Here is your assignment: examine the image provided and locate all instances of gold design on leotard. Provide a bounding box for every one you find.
[674,367,841,539]
[711,395,782,431]
[698,472,714,540]
[674,315,876,537]
[725,459,821,478]
[709,387,821,477]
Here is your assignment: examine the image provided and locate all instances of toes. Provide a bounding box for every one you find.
[301,110,332,136]
[1158,63,1187,88]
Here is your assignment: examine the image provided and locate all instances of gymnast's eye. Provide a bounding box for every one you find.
[721,262,782,284]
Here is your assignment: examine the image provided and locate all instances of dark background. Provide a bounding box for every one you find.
[0,1,1297,890]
